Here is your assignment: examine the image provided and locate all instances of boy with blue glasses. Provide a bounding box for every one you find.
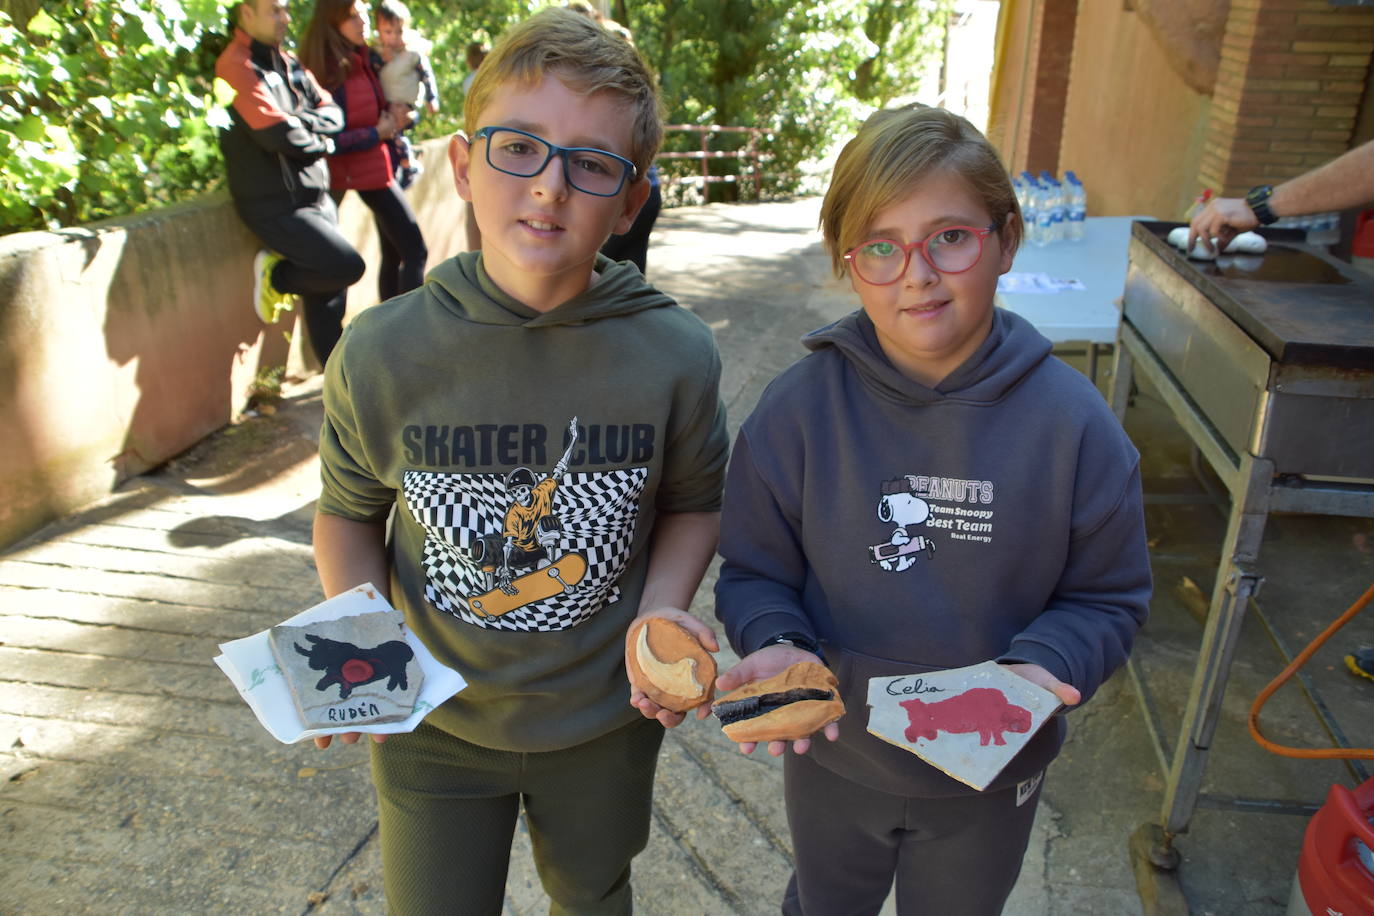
[311,8,729,912]
[471,125,638,198]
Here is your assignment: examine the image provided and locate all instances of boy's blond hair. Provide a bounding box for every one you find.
[463,7,662,178]
[820,105,1022,278]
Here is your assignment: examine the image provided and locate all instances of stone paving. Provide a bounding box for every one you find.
[3,198,1373,916]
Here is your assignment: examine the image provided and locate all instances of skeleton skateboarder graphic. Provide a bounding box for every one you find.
[467,418,587,618]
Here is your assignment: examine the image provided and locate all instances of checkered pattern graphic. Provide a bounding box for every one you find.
[402,468,648,631]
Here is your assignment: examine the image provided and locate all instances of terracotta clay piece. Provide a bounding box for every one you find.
[625,616,717,712]
[712,662,846,743]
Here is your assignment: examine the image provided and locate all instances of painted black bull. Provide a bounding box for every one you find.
[294,634,414,699]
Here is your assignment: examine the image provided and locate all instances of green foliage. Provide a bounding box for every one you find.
[1,0,952,234]
[402,0,527,140]
[846,0,951,105]
[0,1,229,233]
[246,363,285,399]
[627,0,953,202]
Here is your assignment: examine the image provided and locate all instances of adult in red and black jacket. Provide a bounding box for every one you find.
[301,0,428,305]
[216,0,366,365]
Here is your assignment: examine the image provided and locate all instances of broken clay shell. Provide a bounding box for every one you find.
[626,617,717,712]
[712,661,845,743]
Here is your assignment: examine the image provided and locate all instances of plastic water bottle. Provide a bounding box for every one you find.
[1052,177,1067,243]
[1039,180,1055,245]
[1019,171,1042,247]
[1064,171,1086,241]
[1026,172,1051,247]
[1012,172,1030,241]
[1040,170,1065,244]
[1308,212,1340,248]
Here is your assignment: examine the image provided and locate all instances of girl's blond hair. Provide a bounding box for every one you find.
[820,105,1022,278]
[464,7,663,177]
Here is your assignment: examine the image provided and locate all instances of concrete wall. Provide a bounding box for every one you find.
[1056,2,1210,220]
[987,0,1079,177]
[1018,0,1078,175]
[0,136,467,549]
[987,0,1034,163]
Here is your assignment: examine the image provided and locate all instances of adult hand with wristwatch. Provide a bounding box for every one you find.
[1187,184,1277,254]
[1186,137,1374,255]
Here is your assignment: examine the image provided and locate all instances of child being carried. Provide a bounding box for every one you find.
[373,0,439,189]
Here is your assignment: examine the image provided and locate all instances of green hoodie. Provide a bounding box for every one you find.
[318,251,729,751]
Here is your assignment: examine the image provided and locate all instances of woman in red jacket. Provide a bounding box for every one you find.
[301,0,428,305]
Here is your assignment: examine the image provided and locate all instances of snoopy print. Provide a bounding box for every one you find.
[868,477,937,572]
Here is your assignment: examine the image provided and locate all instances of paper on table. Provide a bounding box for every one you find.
[866,661,1061,791]
[214,583,466,744]
[997,272,1086,294]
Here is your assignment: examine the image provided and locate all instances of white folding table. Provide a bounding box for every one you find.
[995,216,1151,379]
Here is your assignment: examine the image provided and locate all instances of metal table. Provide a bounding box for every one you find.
[1109,220,1374,873]
[996,216,1150,379]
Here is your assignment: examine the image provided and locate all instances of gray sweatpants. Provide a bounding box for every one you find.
[782,750,1044,915]
[369,717,664,916]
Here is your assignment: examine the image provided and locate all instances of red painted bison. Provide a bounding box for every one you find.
[900,688,1032,746]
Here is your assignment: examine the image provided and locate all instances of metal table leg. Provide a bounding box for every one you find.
[1155,453,1273,857]
[1109,331,1135,425]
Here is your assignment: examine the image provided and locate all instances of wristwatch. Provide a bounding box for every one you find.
[763,631,825,662]
[1245,184,1279,226]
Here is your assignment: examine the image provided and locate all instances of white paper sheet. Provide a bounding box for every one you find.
[997,272,1086,294]
[213,584,466,744]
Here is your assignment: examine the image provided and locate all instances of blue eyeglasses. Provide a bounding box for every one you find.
[473,126,638,197]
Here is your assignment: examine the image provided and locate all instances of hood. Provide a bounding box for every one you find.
[425,251,677,328]
[801,307,1052,406]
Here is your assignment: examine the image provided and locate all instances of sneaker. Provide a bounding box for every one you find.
[252,250,292,324]
[1346,647,1374,683]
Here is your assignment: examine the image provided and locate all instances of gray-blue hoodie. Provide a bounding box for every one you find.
[714,307,1151,797]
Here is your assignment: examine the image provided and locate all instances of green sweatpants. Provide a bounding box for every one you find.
[369,716,664,916]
